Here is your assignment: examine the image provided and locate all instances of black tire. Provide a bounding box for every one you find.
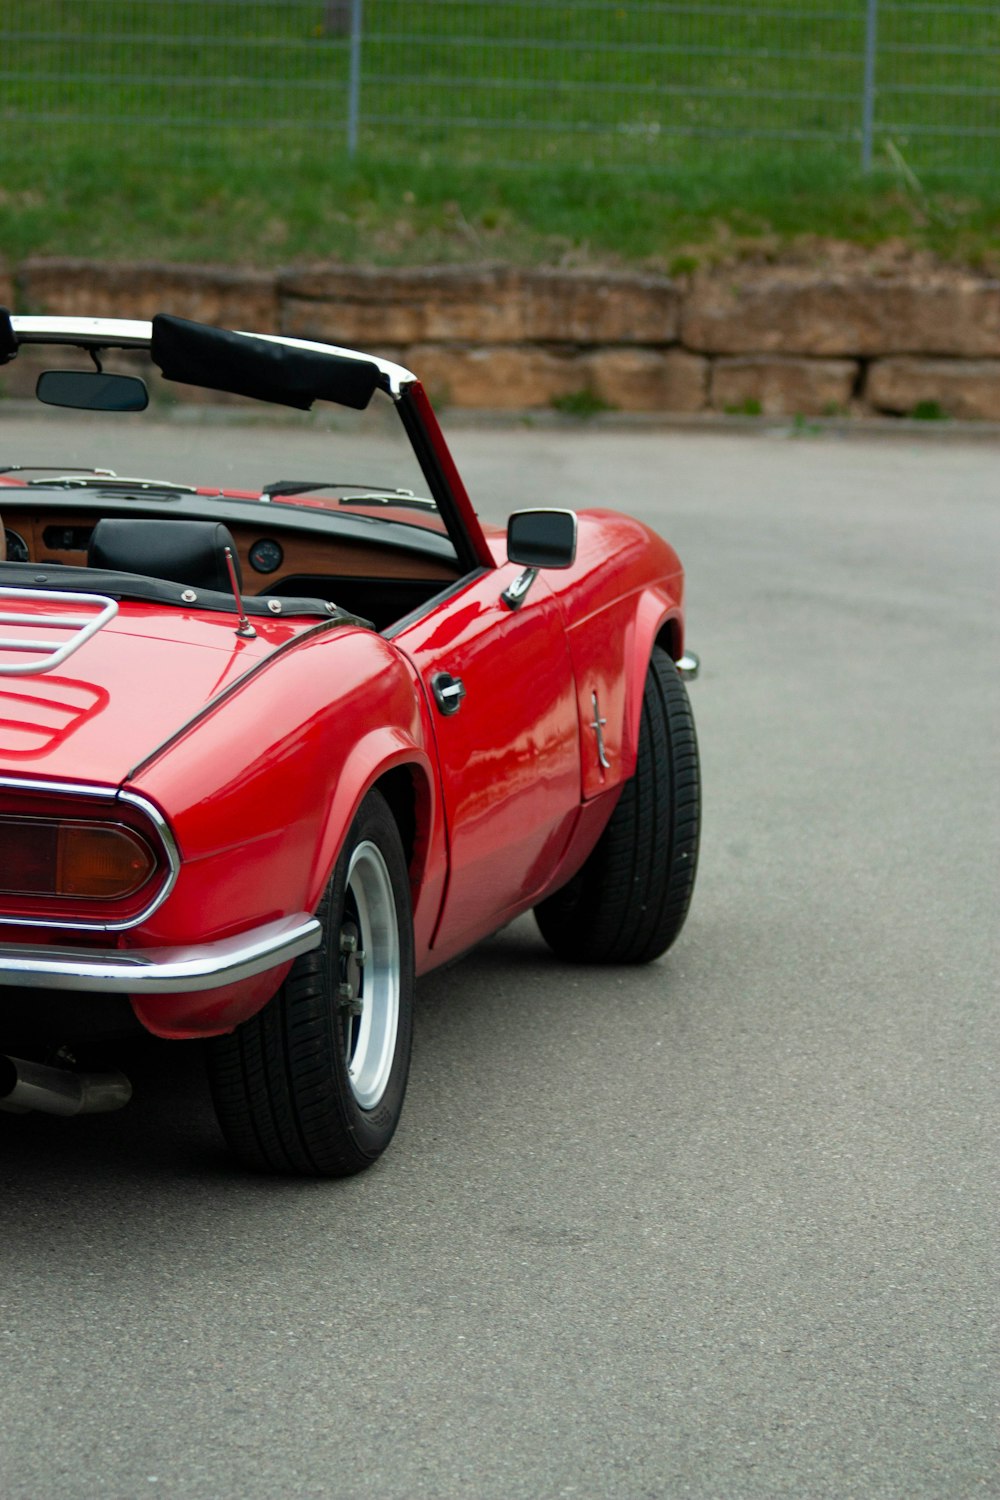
[535,646,700,964]
[208,789,414,1177]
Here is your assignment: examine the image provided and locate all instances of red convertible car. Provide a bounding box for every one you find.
[0,311,699,1175]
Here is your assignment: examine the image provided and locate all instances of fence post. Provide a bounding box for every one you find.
[347,0,363,157]
[861,0,878,170]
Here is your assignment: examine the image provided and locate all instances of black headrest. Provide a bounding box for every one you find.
[88,519,242,592]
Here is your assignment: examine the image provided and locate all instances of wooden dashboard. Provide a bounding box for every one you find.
[1,505,465,630]
[1,511,461,588]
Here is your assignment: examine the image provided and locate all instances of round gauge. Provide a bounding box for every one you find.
[249,537,284,574]
[4,528,29,563]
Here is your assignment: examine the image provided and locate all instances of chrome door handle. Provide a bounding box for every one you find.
[430,672,466,716]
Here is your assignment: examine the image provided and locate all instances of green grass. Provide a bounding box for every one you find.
[2,135,997,272]
[911,400,949,420]
[550,389,617,419]
[1,2,998,271]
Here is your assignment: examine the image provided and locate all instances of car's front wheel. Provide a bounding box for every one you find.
[208,788,414,1176]
[534,645,700,964]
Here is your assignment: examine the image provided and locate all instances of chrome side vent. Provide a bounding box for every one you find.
[0,588,118,676]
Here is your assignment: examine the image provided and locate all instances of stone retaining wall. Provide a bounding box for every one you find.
[5,257,1000,419]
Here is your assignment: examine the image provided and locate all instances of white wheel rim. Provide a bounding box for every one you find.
[341,840,400,1111]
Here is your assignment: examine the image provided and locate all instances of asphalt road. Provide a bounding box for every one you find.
[1,417,997,1499]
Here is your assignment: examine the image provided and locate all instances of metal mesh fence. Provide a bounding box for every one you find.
[3,1,998,173]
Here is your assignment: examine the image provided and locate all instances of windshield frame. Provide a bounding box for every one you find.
[3,315,494,576]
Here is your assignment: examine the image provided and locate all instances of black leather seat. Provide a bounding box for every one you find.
[88,519,242,591]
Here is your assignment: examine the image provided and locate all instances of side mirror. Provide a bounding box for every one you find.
[506,508,577,569]
[36,370,149,413]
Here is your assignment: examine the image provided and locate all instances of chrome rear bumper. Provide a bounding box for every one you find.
[0,914,322,995]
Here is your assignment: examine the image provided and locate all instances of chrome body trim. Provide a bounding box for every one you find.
[0,776,181,931]
[0,914,322,995]
[590,690,611,770]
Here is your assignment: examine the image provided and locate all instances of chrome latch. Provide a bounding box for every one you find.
[431,672,466,716]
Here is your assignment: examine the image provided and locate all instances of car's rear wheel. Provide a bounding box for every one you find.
[534,646,700,964]
[208,789,414,1176]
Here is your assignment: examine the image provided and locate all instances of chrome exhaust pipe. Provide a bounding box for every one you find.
[0,1054,132,1117]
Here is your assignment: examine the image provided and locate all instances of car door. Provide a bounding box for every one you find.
[394,562,581,958]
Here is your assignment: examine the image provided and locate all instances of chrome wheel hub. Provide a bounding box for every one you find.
[338,840,400,1111]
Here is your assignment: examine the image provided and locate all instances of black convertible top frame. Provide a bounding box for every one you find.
[1,312,486,577]
[0,308,17,365]
[0,560,372,626]
[150,314,385,412]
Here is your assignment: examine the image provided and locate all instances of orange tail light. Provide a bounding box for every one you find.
[58,822,157,898]
[0,817,156,901]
